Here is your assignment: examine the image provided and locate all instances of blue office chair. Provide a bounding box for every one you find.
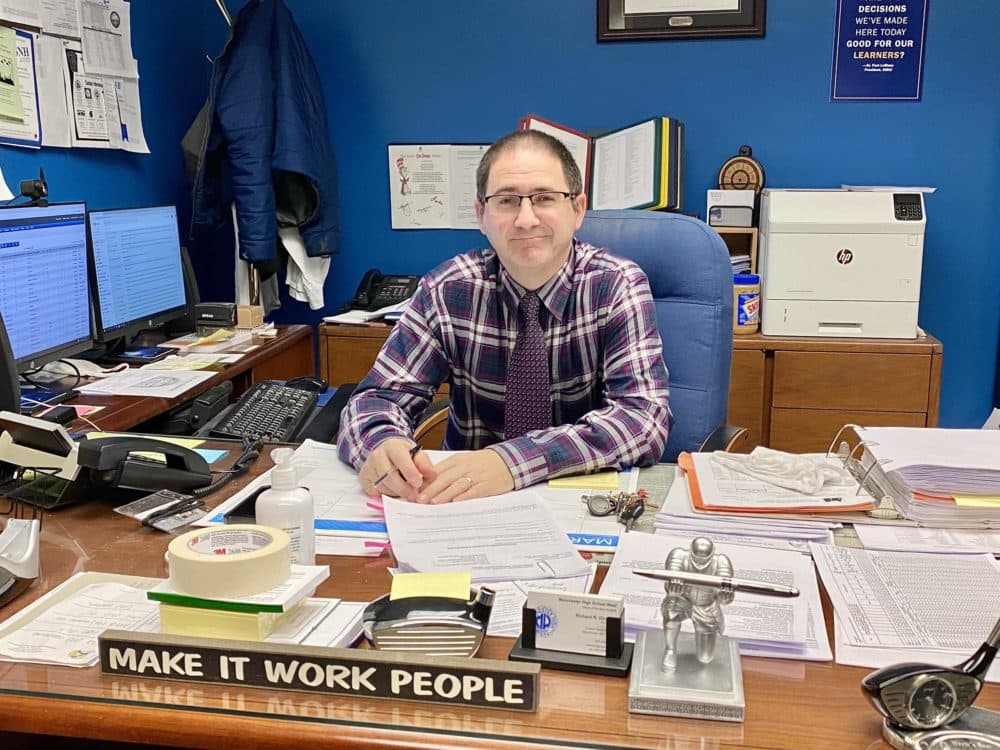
[578,210,742,462]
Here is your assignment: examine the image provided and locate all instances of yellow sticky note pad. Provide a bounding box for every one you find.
[86,432,206,449]
[953,494,1000,508]
[390,572,471,601]
[548,470,619,490]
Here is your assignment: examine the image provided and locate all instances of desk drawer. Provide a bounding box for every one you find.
[728,349,766,449]
[773,351,930,412]
[770,407,926,453]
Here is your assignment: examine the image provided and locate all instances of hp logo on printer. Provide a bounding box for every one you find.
[836,248,854,265]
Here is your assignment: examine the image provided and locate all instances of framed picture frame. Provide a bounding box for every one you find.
[598,0,766,42]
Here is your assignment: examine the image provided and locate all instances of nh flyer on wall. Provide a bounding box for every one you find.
[0,0,148,152]
[832,0,929,101]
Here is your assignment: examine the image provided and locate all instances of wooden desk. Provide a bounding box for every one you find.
[60,325,314,433]
[1,450,995,750]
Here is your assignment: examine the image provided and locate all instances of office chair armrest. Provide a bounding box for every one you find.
[413,399,449,448]
[297,383,358,443]
[699,424,751,454]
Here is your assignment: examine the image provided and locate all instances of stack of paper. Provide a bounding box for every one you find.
[654,465,838,548]
[148,565,330,641]
[598,532,831,661]
[810,543,1000,682]
[859,427,1000,494]
[857,427,1000,526]
[269,599,367,648]
[382,491,591,582]
[322,298,411,326]
[730,254,752,274]
[683,452,874,514]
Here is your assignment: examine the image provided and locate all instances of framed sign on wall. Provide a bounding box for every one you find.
[598,0,766,42]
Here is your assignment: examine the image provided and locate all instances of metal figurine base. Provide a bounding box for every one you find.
[628,630,744,723]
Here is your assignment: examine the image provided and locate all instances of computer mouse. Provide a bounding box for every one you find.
[284,376,328,392]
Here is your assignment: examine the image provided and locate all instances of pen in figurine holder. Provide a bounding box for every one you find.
[627,536,799,722]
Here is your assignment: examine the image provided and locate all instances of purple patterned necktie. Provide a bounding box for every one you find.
[504,292,551,439]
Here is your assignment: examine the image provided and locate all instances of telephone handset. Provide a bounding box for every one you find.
[76,436,213,493]
[349,268,419,312]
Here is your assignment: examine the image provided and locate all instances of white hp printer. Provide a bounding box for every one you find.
[758,189,925,338]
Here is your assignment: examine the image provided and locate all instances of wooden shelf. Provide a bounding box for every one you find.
[713,226,758,275]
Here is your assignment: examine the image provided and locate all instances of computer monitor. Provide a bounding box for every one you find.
[87,205,188,344]
[0,310,19,415]
[0,202,92,373]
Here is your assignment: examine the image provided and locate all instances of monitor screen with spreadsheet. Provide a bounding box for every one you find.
[87,205,188,343]
[0,202,92,372]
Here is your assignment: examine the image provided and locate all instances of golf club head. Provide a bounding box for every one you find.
[362,586,496,658]
[862,661,984,730]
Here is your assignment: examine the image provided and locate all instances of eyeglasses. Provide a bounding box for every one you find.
[480,191,577,214]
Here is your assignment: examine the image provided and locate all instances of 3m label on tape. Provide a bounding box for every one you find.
[167,525,291,599]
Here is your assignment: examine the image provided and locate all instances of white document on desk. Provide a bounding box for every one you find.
[853,523,1000,555]
[0,573,159,667]
[484,566,598,638]
[201,441,388,544]
[382,491,590,582]
[834,614,1000,683]
[76,369,216,398]
[810,543,1000,651]
[599,531,830,659]
[415,450,631,553]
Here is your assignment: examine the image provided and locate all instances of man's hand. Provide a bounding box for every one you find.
[358,438,436,501]
[414,448,514,504]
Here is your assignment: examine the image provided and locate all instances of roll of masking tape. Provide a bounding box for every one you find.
[166,524,291,599]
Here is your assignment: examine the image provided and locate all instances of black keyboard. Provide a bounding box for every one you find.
[209,382,318,442]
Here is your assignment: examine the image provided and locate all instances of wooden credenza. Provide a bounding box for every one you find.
[730,331,943,452]
[319,323,396,387]
[320,324,943,454]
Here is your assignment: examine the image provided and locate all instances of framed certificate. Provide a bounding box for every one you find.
[598,0,766,41]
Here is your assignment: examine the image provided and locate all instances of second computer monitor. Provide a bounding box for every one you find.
[88,205,188,343]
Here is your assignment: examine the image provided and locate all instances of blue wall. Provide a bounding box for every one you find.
[2,1,996,427]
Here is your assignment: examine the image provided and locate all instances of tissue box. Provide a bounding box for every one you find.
[706,189,755,227]
[236,305,264,328]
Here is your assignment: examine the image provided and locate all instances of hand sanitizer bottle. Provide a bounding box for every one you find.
[255,447,315,565]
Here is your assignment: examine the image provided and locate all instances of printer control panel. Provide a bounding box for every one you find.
[893,193,923,221]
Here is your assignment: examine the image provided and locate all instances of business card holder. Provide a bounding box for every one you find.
[508,606,633,677]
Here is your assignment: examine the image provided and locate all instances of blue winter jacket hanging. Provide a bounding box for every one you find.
[187,0,340,264]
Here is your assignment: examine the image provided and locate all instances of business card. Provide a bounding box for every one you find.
[525,589,624,657]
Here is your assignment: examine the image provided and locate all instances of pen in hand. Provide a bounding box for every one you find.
[372,444,422,489]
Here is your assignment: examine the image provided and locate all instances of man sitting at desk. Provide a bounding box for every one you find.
[337,130,671,503]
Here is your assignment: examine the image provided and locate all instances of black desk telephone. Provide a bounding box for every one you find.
[349,268,419,311]
[77,437,212,493]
